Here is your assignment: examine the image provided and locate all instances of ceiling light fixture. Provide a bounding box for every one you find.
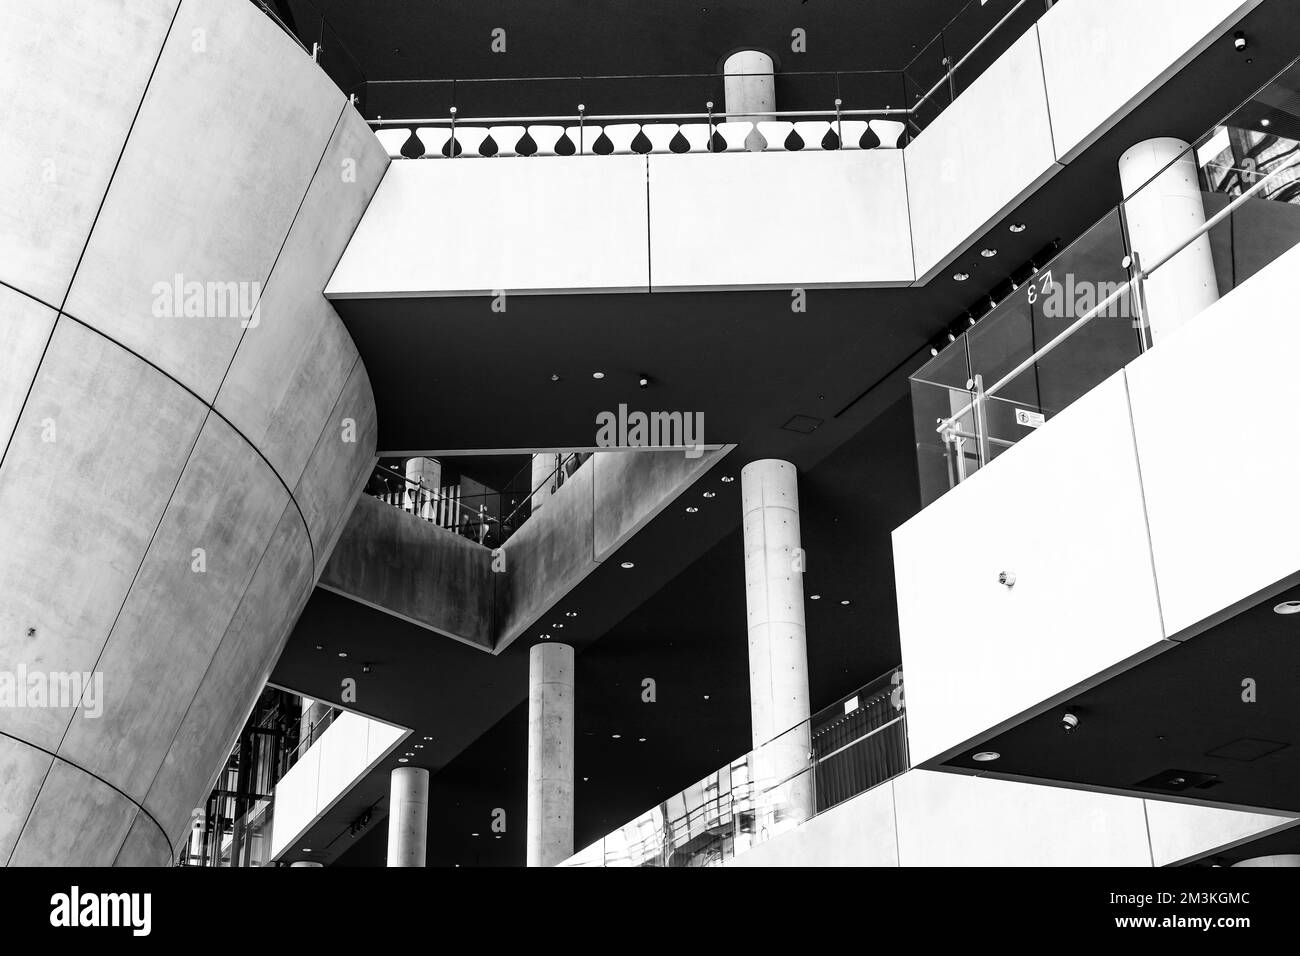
[1009,222,1027,233]
[953,271,970,281]
[685,506,698,513]
[423,736,433,741]
[337,652,348,658]
[620,561,635,569]
[840,600,850,606]
[592,371,605,379]
[720,476,734,483]
[980,248,998,258]
[1274,601,1300,615]
[550,373,561,382]
[810,594,821,600]
[1261,118,1271,127]
[702,491,716,499]
[973,751,1001,762]
[611,734,621,739]
[398,757,409,763]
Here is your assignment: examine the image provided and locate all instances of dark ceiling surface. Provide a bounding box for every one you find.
[267,2,1300,865]
[943,582,1300,818]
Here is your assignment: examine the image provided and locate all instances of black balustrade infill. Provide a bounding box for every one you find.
[0,867,1289,941]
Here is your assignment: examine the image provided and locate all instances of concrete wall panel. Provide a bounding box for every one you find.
[58,413,288,800]
[113,810,173,867]
[320,494,495,649]
[648,150,913,289]
[0,3,381,864]
[147,502,314,841]
[0,0,179,306]
[217,108,389,483]
[63,0,344,401]
[0,320,206,751]
[0,736,54,865]
[1146,799,1295,867]
[9,759,139,867]
[0,287,58,450]
[592,448,726,561]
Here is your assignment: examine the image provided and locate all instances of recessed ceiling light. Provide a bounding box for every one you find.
[973,751,1000,762]
[810,594,821,600]
[592,371,605,379]
[980,248,998,258]
[314,644,323,651]
[554,622,564,628]
[953,271,970,281]
[414,744,423,749]
[685,506,699,513]
[423,736,433,741]
[1261,118,1272,127]
[302,848,312,853]
[840,600,850,606]
[638,737,646,742]
[720,476,734,483]
[611,734,621,739]
[338,652,348,658]
[565,611,578,617]
[550,373,561,382]
[405,752,414,757]
[398,757,409,763]
[472,833,480,837]
[1274,601,1300,615]
[702,492,716,499]
[620,561,635,569]
[1009,222,1027,233]
[703,694,710,700]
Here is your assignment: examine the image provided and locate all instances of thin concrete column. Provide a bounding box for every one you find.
[723,50,775,151]
[1119,137,1220,344]
[740,459,813,829]
[387,766,429,867]
[405,456,441,518]
[526,642,574,867]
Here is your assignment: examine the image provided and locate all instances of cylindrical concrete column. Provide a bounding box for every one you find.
[405,456,440,518]
[1232,854,1300,867]
[1119,137,1220,344]
[386,766,429,867]
[530,453,555,513]
[740,459,813,830]
[723,50,775,151]
[526,642,574,867]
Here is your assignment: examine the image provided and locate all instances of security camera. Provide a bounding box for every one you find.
[1234,31,1247,52]
[1061,712,1079,735]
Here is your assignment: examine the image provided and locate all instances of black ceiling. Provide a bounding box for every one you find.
[268,1,1300,865]
[943,582,1300,818]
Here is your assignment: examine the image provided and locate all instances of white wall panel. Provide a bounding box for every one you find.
[894,771,1153,866]
[326,156,651,297]
[1040,0,1263,164]
[1127,240,1300,637]
[269,711,406,860]
[893,372,1165,765]
[725,781,899,867]
[906,28,1060,282]
[1145,800,1295,866]
[648,150,913,290]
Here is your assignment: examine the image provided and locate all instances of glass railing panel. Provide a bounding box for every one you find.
[912,372,979,508]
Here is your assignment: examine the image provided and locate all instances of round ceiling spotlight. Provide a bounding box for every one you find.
[1261,118,1272,127]
[423,735,433,741]
[1273,601,1300,615]
[592,371,605,379]
[550,373,561,382]
[685,506,699,513]
[565,611,578,617]
[398,757,409,763]
[953,271,970,282]
[337,652,348,658]
[972,751,1001,762]
[702,491,716,499]
[840,600,851,606]
[611,734,621,739]
[980,248,998,258]
[810,594,821,600]
[1009,222,1027,233]
[720,476,734,483]
[620,561,635,569]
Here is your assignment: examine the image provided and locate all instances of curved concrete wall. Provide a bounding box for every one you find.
[0,0,387,864]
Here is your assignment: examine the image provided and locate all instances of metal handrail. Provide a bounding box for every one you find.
[910,0,1037,113]
[369,107,910,127]
[936,150,1300,435]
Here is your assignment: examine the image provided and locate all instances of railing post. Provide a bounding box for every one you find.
[971,374,991,469]
[449,105,457,158]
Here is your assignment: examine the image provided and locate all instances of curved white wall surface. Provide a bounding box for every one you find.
[0,0,387,865]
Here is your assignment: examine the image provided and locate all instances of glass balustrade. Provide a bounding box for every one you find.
[565,668,907,867]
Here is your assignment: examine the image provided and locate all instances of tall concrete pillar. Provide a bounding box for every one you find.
[1119,137,1220,345]
[723,50,775,152]
[1232,855,1300,867]
[387,766,429,867]
[526,642,574,867]
[530,453,556,513]
[405,456,441,518]
[740,459,813,830]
